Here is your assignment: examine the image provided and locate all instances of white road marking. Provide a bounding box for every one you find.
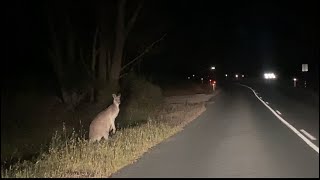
[300,129,317,141]
[239,83,319,154]
[265,101,269,104]
[276,110,282,115]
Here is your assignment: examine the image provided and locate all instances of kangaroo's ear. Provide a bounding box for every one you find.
[112,94,116,98]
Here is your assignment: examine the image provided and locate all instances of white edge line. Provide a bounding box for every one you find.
[300,129,317,141]
[276,110,282,115]
[238,83,319,154]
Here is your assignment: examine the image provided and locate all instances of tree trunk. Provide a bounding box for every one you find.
[48,24,66,103]
[96,12,109,101]
[109,0,143,85]
[97,45,107,101]
[66,16,75,65]
[109,0,126,91]
[89,27,99,103]
[110,38,125,85]
[107,50,111,79]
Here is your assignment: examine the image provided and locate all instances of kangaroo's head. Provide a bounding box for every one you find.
[112,93,121,106]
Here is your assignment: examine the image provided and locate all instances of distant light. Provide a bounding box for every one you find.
[302,64,308,72]
[201,78,203,80]
[264,72,276,79]
[225,74,228,77]
[211,66,215,70]
[235,74,238,78]
[209,79,212,82]
[242,74,244,78]
[213,80,216,84]
[192,74,195,77]
[188,77,190,79]
[293,78,297,81]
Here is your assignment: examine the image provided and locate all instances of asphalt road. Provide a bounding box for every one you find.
[111,83,319,178]
[242,80,319,147]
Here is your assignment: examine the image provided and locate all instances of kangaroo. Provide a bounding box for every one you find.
[89,93,121,142]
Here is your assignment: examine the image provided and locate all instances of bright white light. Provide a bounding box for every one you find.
[235,74,238,78]
[242,75,244,78]
[211,66,215,70]
[225,74,228,77]
[264,73,277,79]
[192,74,195,77]
[201,78,203,80]
[293,78,297,81]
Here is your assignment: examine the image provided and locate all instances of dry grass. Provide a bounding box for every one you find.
[1,102,206,178]
[162,81,213,96]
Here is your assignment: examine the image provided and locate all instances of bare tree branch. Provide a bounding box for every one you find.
[119,72,128,79]
[121,33,167,72]
[126,0,144,36]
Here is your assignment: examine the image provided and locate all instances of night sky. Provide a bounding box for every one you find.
[5,0,319,89]
[161,0,319,78]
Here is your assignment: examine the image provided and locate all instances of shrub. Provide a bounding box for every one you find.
[118,72,164,127]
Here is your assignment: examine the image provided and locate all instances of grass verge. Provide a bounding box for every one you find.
[1,102,206,178]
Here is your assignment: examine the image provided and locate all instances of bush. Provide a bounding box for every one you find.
[118,73,164,127]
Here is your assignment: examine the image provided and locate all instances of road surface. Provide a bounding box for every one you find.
[111,83,319,178]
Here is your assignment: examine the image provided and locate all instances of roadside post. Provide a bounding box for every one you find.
[293,78,297,87]
[212,81,216,91]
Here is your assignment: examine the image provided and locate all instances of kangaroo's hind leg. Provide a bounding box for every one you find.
[102,131,109,140]
[111,122,116,134]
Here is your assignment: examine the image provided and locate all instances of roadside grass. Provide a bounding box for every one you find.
[1,102,206,178]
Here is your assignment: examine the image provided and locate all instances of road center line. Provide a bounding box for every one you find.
[300,129,317,141]
[238,83,319,154]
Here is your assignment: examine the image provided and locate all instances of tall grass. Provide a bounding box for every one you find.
[2,102,205,178]
[2,72,207,178]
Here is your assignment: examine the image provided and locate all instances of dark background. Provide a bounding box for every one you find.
[4,0,319,91]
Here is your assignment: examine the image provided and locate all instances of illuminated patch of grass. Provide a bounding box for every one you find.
[1,103,205,178]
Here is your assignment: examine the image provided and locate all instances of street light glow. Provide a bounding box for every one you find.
[235,74,238,78]
[225,74,228,77]
[293,78,297,81]
[211,66,215,70]
[242,74,244,78]
[192,74,195,77]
